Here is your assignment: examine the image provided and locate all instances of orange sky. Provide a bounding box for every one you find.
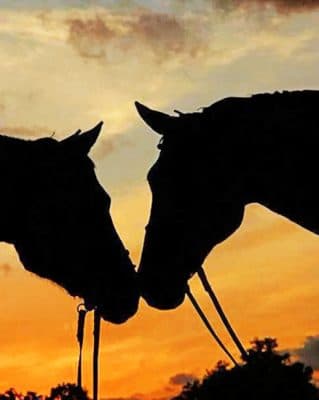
[0,1,319,399]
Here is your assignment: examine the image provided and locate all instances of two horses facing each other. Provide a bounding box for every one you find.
[3,89,318,325]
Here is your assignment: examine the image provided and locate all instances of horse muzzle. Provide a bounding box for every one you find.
[139,272,187,310]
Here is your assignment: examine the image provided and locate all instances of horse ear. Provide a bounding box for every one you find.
[60,129,82,144]
[61,121,103,154]
[78,121,103,153]
[135,101,178,135]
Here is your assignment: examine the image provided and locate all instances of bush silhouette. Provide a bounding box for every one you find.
[49,383,88,400]
[0,384,89,400]
[172,338,319,400]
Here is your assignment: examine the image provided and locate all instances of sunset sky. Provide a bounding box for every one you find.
[0,0,319,398]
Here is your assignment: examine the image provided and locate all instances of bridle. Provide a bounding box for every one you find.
[144,221,247,365]
[153,137,246,361]
[74,269,247,400]
[166,213,248,364]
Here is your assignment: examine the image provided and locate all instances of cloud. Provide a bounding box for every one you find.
[0,263,12,276]
[92,137,115,159]
[213,0,319,14]
[67,16,115,59]
[169,372,198,386]
[0,125,52,138]
[64,10,205,62]
[91,131,133,160]
[128,11,202,59]
[91,138,114,160]
[291,335,319,369]
[61,3,319,67]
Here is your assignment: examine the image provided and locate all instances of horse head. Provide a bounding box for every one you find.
[2,123,139,323]
[135,102,246,310]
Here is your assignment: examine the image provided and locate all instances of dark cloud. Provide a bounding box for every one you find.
[67,16,115,59]
[128,12,201,58]
[63,2,318,63]
[0,263,13,276]
[65,11,205,61]
[291,335,319,369]
[169,372,198,386]
[213,0,319,14]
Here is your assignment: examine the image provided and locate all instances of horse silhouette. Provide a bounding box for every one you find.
[2,122,139,323]
[135,90,319,310]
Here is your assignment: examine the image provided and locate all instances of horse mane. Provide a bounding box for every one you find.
[200,89,319,117]
[156,89,319,153]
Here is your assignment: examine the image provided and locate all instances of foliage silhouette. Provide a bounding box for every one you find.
[49,383,88,400]
[0,383,88,400]
[0,123,139,323]
[135,90,319,310]
[172,338,319,400]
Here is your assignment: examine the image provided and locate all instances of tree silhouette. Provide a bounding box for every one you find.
[49,383,89,400]
[172,338,319,400]
[0,383,88,400]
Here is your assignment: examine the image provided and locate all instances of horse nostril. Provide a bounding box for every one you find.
[98,300,139,324]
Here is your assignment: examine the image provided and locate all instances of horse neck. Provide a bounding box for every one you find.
[241,121,319,232]
[199,89,319,233]
[202,129,254,207]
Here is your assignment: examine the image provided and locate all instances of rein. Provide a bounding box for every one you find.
[76,305,101,400]
[186,286,239,366]
[197,266,247,360]
[76,304,87,388]
[187,267,247,364]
